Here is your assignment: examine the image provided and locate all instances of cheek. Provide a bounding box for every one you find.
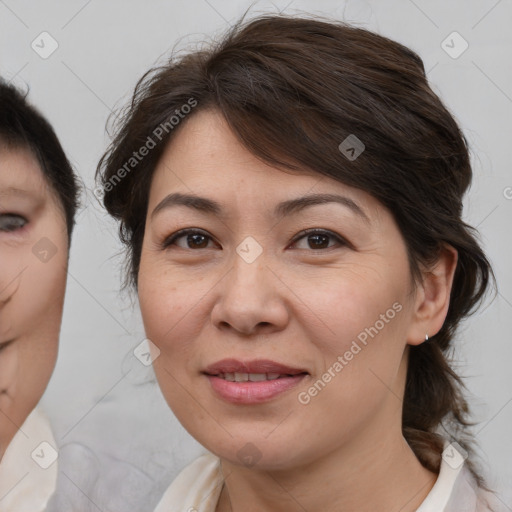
[0,251,26,307]
[0,344,18,394]
[138,267,206,412]
[11,259,66,394]
[1,255,66,330]
[298,264,408,354]
[138,257,210,352]
[1,227,67,359]
[297,267,411,407]
[19,261,67,335]
[20,227,68,331]
[0,229,67,433]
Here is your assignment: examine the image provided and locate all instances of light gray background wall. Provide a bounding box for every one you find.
[1,0,511,509]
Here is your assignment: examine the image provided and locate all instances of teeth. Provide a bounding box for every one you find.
[219,372,284,382]
[248,373,267,382]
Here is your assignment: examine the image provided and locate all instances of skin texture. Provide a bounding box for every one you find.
[138,109,458,512]
[0,147,68,460]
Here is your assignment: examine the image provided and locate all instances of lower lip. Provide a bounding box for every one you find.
[206,374,307,404]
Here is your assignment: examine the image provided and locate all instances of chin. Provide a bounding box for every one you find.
[195,430,308,472]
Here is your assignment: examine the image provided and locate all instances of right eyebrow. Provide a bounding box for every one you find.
[151,192,222,220]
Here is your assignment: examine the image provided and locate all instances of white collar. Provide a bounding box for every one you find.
[0,407,58,512]
[416,443,466,512]
[154,451,222,512]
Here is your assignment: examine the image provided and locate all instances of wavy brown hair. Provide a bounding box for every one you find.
[96,14,495,486]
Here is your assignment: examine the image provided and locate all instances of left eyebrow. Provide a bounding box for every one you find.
[274,193,370,224]
[151,192,370,224]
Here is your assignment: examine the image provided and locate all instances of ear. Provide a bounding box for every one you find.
[406,244,458,346]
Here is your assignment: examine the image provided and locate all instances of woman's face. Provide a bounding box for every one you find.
[0,147,68,458]
[138,109,428,470]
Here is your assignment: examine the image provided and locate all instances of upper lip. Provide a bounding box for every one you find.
[203,359,308,376]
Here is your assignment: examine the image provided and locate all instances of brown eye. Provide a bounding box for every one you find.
[291,229,347,250]
[162,229,217,250]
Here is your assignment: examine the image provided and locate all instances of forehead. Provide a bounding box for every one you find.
[0,146,47,193]
[149,108,383,219]
[152,108,298,185]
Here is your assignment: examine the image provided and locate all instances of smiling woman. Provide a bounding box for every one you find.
[96,13,505,512]
[0,80,80,511]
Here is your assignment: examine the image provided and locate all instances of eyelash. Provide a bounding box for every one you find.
[161,228,349,252]
[0,214,28,233]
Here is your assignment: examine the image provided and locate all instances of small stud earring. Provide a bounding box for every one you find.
[425,333,429,342]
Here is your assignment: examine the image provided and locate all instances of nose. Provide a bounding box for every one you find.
[210,251,290,337]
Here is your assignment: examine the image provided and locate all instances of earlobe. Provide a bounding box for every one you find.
[407,245,458,346]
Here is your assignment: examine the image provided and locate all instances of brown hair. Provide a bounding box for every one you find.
[96,14,495,485]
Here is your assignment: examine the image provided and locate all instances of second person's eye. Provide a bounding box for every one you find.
[0,214,28,233]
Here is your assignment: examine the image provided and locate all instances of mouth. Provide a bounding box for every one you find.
[214,372,293,382]
[203,359,309,404]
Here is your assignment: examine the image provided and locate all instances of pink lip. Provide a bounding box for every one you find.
[203,359,308,404]
[204,359,307,375]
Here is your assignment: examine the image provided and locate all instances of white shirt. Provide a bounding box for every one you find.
[0,407,58,512]
[154,449,510,512]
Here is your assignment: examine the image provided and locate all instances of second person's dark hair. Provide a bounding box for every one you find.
[0,79,80,240]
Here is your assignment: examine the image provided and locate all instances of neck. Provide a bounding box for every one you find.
[216,427,437,512]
